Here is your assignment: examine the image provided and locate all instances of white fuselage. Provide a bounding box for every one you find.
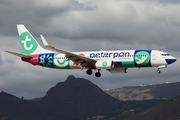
[51,50,176,70]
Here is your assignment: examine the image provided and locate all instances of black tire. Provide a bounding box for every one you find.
[86,70,92,75]
[95,72,101,77]
[157,70,161,74]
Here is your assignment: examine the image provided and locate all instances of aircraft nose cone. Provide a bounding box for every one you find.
[166,58,177,64]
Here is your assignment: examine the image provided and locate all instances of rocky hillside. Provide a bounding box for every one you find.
[0,76,177,120]
[42,75,120,119]
[0,75,120,120]
[125,95,180,120]
[105,82,180,101]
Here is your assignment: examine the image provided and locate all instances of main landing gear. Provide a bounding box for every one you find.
[95,70,101,78]
[86,69,101,78]
[86,69,93,75]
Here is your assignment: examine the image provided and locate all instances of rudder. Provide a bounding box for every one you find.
[17,24,49,55]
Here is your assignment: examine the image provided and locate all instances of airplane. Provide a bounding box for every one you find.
[5,24,177,77]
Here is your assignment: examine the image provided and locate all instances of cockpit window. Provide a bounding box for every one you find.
[162,54,169,56]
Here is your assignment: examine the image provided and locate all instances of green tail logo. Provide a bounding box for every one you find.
[19,32,38,55]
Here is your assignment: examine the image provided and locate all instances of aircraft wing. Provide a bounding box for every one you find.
[5,51,32,58]
[40,35,97,66]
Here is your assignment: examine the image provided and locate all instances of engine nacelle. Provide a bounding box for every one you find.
[95,60,114,69]
[109,68,128,74]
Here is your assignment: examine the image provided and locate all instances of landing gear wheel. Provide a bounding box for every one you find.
[95,72,101,78]
[157,69,161,74]
[86,69,93,75]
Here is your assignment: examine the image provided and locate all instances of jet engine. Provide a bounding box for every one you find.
[109,68,128,74]
[95,60,114,69]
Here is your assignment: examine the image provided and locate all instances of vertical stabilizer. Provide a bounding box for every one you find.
[17,24,51,55]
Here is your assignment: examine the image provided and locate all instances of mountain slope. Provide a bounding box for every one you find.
[42,75,120,118]
[0,76,178,120]
[43,75,119,104]
[105,82,180,101]
[0,76,120,120]
[124,95,180,120]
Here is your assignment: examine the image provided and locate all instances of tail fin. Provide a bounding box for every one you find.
[17,24,51,55]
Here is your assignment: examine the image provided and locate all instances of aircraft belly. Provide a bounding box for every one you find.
[113,61,135,68]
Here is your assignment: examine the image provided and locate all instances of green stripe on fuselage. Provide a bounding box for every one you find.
[122,61,135,68]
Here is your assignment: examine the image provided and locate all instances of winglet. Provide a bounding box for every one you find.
[40,35,49,47]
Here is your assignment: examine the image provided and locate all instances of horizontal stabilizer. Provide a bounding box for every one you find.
[5,51,32,58]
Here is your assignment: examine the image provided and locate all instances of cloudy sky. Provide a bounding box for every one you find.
[0,0,180,99]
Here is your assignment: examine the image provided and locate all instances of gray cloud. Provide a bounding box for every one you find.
[0,0,179,99]
[157,0,180,4]
[0,0,87,36]
[0,53,3,66]
[135,0,180,4]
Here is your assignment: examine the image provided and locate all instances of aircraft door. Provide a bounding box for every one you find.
[152,53,156,60]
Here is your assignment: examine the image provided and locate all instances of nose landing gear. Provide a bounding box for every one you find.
[157,65,166,74]
[157,69,161,74]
